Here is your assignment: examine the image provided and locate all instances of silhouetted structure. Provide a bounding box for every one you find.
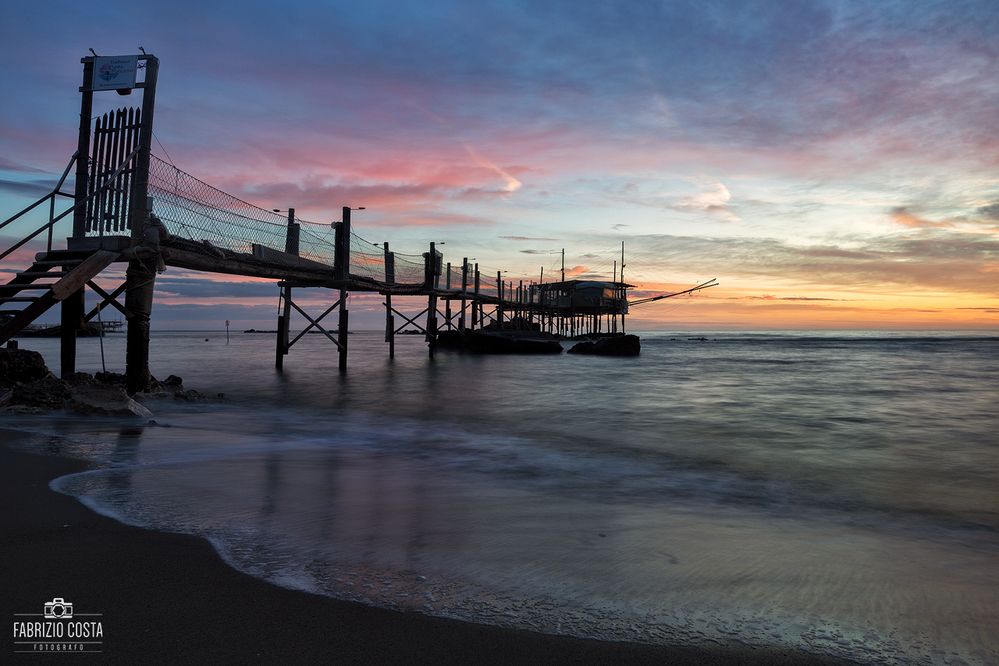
[0,54,716,391]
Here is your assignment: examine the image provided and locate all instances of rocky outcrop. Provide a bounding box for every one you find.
[435,330,466,350]
[0,347,204,416]
[464,331,563,354]
[0,348,49,384]
[567,334,641,357]
[10,376,72,409]
[67,384,154,418]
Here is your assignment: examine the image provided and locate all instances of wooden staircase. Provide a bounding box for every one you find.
[0,249,120,344]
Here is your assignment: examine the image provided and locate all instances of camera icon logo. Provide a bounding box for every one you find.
[43,598,73,619]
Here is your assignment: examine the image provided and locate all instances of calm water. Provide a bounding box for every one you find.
[6,330,999,664]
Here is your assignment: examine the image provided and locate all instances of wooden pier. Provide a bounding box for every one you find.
[0,53,715,392]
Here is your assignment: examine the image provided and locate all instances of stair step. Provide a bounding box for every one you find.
[17,271,68,279]
[32,259,84,267]
[0,284,52,292]
[0,297,41,303]
[0,309,29,315]
[39,249,94,258]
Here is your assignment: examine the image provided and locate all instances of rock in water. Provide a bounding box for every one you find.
[465,332,563,354]
[435,330,466,350]
[568,334,641,356]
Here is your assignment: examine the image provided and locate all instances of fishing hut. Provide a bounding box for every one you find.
[529,280,632,337]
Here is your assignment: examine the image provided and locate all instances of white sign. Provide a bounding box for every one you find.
[92,56,138,91]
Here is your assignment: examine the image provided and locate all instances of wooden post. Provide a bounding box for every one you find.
[472,264,480,330]
[59,285,84,378]
[338,288,349,371]
[518,280,523,323]
[444,261,452,330]
[338,206,350,372]
[496,272,504,328]
[275,314,286,368]
[124,254,155,393]
[384,242,394,359]
[285,208,299,255]
[275,285,291,369]
[459,257,468,331]
[426,242,438,358]
[73,57,95,239]
[128,55,158,242]
[123,56,159,394]
[275,210,297,369]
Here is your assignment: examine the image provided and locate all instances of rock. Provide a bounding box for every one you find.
[68,384,154,418]
[568,334,641,357]
[465,332,563,354]
[162,374,183,388]
[2,404,45,415]
[65,372,96,385]
[434,330,466,350]
[0,348,51,385]
[94,371,127,386]
[12,376,72,409]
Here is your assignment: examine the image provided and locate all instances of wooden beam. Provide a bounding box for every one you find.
[163,247,334,284]
[84,280,130,320]
[251,243,330,272]
[51,250,119,300]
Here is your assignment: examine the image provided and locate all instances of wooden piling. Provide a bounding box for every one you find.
[459,258,468,331]
[426,242,439,358]
[472,264,480,330]
[59,285,84,378]
[124,56,159,395]
[337,206,351,372]
[384,242,395,358]
[496,272,504,327]
[72,57,94,239]
[124,257,155,393]
[276,209,298,369]
[444,261,452,330]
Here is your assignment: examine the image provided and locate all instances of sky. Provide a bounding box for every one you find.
[1,0,997,330]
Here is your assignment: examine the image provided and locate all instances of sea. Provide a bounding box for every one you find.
[4,330,998,665]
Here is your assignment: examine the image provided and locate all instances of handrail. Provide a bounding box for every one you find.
[0,152,77,232]
[0,147,140,262]
[47,151,79,251]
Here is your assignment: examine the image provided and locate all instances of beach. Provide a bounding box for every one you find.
[1,435,845,664]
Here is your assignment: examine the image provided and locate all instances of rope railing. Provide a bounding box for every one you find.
[145,155,555,298]
[149,155,290,255]
[148,155,429,286]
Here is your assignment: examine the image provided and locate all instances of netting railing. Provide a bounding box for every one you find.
[149,155,293,257]
[146,155,538,295]
[148,155,432,286]
[392,251,425,286]
[348,232,384,281]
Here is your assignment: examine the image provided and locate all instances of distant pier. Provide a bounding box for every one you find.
[0,53,715,392]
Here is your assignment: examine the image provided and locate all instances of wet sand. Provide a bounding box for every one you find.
[0,433,850,664]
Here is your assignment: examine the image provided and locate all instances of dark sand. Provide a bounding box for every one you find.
[1,433,851,664]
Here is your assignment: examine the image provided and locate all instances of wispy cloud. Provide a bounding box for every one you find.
[462,143,522,193]
[889,206,953,229]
